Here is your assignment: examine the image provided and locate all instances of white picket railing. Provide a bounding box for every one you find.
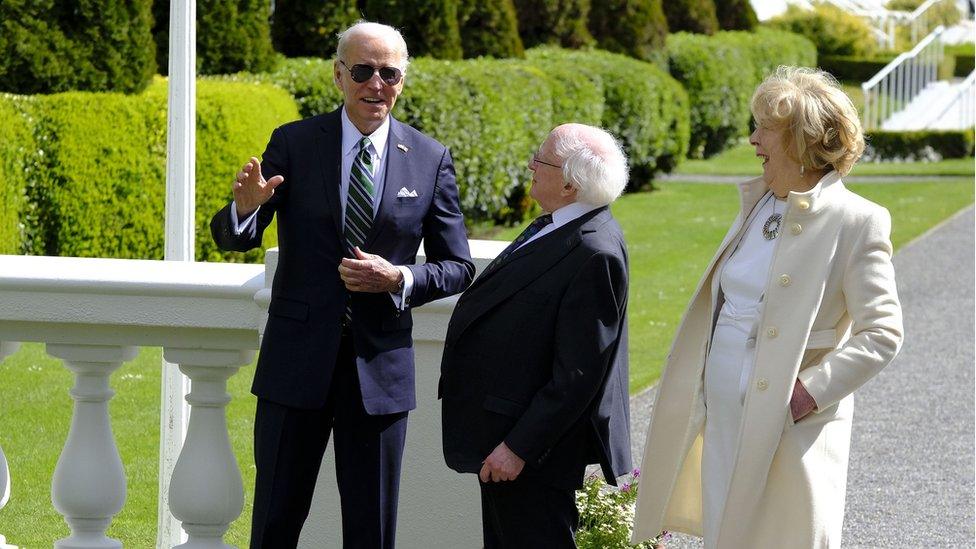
[910,0,959,43]
[927,70,976,129]
[0,242,503,548]
[862,26,946,130]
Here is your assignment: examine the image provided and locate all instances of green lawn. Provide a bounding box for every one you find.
[0,178,972,548]
[675,143,976,177]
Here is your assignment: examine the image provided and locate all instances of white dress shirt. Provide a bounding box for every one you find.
[515,201,603,252]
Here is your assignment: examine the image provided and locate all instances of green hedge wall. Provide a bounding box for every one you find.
[667,29,817,158]
[5,79,297,261]
[0,95,33,253]
[818,54,896,82]
[865,130,975,161]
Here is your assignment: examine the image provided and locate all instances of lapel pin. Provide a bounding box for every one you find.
[396,143,409,153]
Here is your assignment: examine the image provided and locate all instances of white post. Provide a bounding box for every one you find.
[164,348,254,549]
[47,344,138,549]
[161,0,196,546]
[0,342,19,549]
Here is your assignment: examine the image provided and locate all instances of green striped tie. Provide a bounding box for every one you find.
[344,136,375,252]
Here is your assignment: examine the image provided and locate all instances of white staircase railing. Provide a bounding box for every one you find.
[910,0,959,43]
[862,26,946,130]
[927,70,976,129]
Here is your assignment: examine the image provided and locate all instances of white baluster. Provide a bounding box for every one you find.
[0,342,20,549]
[164,348,254,549]
[46,344,137,549]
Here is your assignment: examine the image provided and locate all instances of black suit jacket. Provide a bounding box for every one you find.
[440,206,631,489]
[212,109,474,413]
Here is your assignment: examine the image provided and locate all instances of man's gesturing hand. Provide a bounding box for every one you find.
[338,247,404,293]
[233,157,284,218]
[479,442,525,483]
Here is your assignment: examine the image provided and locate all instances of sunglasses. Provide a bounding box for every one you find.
[340,60,403,86]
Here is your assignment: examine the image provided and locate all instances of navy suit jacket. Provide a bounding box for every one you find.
[440,206,632,489]
[212,109,474,413]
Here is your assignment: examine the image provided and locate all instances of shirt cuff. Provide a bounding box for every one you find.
[230,202,260,235]
[389,266,414,311]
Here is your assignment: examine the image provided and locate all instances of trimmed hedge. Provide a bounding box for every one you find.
[865,130,975,161]
[514,0,594,49]
[7,79,297,261]
[663,0,719,35]
[715,0,758,31]
[587,0,669,65]
[946,43,975,77]
[365,0,464,60]
[458,0,525,59]
[0,96,33,253]
[667,29,817,158]
[271,0,360,58]
[818,54,896,82]
[768,3,878,57]
[527,47,690,183]
[0,0,155,94]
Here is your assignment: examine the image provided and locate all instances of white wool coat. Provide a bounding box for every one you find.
[631,172,904,548]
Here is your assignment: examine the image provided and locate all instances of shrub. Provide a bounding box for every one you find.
[887,0,962,28]
[714,0,758,31]
[513,0,593,49]
[864,129,975,161]
[666,32,754,157]
[364,0,464,60]
[0,95,33,253]
[0,0,155,94]
[662,0,719,35]
[818,54,896,82]
[17,79,297,261]
[717,28,818,84]
[271,0,361,58]
[458,0,525,58]
[527,47,691,183]
[575,469,666,548]
[154,0,277,76]
[946,43,975,77]
[587,0,669,65]
[768,3,878,57]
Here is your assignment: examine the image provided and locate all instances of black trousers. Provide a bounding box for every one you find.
[479,476,579,548]
[250,334,409,549]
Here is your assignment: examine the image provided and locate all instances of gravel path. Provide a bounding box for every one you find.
[627,206,975,548]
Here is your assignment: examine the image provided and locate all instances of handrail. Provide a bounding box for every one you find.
[910,0,957,42]
[926,70,976,129]
[861,26,945,130]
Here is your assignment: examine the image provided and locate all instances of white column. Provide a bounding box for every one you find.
[0,342,19,549]
[161,0,197,545]
[165,348,254,549]
[46,344,137,549]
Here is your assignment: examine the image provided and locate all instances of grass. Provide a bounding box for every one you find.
[675,142,976,177]
[0,178,972,548]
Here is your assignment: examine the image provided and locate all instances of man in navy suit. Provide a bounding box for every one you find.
[211,21,474,548]
[440,124,632,547]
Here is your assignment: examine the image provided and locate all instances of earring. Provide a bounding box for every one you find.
[799,164,805,175]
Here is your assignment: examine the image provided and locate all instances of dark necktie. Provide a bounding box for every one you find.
[344,136,375,253]
[481,214,553,276]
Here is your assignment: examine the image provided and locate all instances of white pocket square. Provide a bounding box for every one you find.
[396,187,418,198]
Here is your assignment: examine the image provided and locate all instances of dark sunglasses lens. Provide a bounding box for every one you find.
[350,64,375,83]
[378,67,401,85]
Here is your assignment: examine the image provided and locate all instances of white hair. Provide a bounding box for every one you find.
[551,124,629,207]
[336,21,411,72]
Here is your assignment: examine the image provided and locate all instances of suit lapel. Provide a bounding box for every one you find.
[316,110,344,238]
[451,207,609,341]
[364,118,408,251]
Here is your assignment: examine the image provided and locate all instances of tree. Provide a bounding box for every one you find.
[662,0,719,35]
[363,0,464,60]
[458,0,525,58]
[513,0,593,49]
[0,0,155,94]
[714,0,758,31]
[154,0,277,75]
[588,0,668,64]
[271,0,360,58]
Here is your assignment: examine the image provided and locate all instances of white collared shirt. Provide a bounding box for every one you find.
[516,201,603,251]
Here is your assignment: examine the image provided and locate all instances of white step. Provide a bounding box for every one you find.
[882,78,975,130]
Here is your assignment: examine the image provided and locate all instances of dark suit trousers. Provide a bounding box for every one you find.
[479,477,578,548]
[250,333,409,549]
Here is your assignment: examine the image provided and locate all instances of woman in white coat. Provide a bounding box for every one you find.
[631,66,904,549]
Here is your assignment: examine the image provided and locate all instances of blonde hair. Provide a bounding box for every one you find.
[751,66,864,175]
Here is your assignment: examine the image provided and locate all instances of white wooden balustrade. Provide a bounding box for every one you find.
[0,241,504,548]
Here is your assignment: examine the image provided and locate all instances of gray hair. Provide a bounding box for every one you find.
[336,21,411,72]
[551,124,629,206]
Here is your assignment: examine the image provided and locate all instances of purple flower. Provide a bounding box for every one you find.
[632,467,641,478]
[620,482,632,492]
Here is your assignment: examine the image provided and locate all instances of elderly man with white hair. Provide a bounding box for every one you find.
[439,123,633,548]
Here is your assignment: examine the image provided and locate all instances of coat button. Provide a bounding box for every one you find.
[757,378,769,391]
[797,200,810,210]
[766,327,778,338]
[779,274,791,287]
[790,223,802,235]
